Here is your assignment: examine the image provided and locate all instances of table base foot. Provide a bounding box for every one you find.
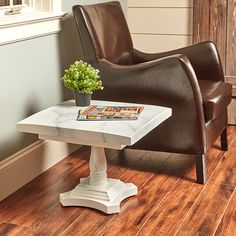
[60,177,138,214]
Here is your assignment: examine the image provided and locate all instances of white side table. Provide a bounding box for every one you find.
[17,100,171,214]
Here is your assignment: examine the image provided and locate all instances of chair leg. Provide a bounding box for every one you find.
[195,154,207,184]
[220,128,228,151]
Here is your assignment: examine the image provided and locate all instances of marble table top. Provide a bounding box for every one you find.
[17,100,172,150]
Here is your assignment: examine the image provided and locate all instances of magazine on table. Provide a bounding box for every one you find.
[77,105,144,121]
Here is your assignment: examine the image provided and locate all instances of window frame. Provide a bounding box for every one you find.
[0,0,65,45]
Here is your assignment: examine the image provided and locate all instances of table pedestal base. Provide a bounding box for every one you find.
[60,146,137,214]
[60,177,137,214]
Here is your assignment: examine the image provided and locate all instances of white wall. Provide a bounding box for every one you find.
[0,0,127,162]
[128,0,193,52]
[0,0,128,201]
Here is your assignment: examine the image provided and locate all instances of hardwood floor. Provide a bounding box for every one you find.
[0,126,235,236]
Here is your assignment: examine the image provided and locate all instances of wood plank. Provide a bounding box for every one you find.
[135,143,226,235]
[0,127,234,236]
[176,184,234,235]
[215,189,236,236]
[213,138,236,185]
[97,154,194,235]
[226,0,236,76]
[0,152,91,227]
[136,127,235,235]
[136,180,202,236]
[175,137,236,235]
[193,0,210,43]
[19,150,159,235]
[0,222,30,236]
[59,151,171,235]
[12,163,91,227]
[0,147,122,226]
[128,8,192,35]
[226,0,236,124]
[0,146,90,224]
[209,0,227,72]
[226,126,236,140]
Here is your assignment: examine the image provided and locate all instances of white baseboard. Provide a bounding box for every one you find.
[0,140,80,201]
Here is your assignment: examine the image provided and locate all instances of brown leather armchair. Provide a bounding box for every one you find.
[72,1,232,184]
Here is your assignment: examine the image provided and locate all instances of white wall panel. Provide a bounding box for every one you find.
[128,0,193,8]
[128,8,192,35]
[127,0,193,52]
[132,34,192,52]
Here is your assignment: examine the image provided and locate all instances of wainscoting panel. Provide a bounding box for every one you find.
[131,34,192,52]
[128,0,193,52]
[0,140,79,201]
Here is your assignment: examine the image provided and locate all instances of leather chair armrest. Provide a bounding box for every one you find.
[93,54,206,151]
[95,54,203,110]
[133,41,225,82]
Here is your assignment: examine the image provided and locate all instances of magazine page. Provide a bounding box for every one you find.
[77,105,144,121]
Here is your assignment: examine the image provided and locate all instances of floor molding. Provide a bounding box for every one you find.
[0,140,80,201]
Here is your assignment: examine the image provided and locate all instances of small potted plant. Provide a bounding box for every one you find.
[61,60,103,106]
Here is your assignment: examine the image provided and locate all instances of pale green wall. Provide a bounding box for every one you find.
[0,35,61,162]
[0,0,127,162]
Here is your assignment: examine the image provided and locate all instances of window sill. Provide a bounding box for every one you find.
[0,12,66,45]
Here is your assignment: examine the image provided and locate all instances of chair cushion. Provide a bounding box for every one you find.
[198,80,232,121]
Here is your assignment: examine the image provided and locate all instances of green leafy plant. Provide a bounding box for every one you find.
[61,60,103,94]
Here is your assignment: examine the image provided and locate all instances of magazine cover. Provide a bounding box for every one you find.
[77,105,144,120]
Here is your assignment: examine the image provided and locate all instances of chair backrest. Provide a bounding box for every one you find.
[73,1,134,65]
